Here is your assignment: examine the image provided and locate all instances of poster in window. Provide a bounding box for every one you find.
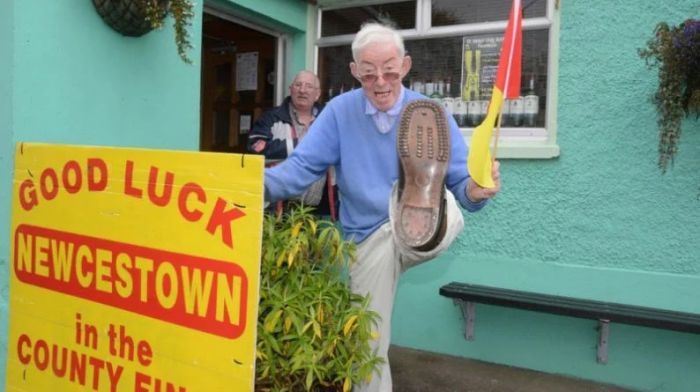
[460,34,504,101]
[236,52,258,91]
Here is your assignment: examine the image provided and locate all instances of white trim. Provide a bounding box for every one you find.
[317,18,552,46]
[318,0,411,11]
[314,0,561,159]
[417,0,431,32]
[544,1,560,152]
[203,5,284,38]
[461,127,547,139]
[276,36,287,105]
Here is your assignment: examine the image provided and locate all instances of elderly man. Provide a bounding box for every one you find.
[248,70,336,218]
[264,23,500,391]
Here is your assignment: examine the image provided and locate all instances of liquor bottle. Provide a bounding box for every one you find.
[502,99,512,127]
[523,75,539,127]
[510,96,524,127]
[454,98,467,127]
[436,80,445,98]
[445,78,452,99]
[438,78,456,122]
[467,100,480,127]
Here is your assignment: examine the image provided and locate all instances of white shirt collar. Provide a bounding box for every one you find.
[364,86,406,116]
[365,87,406,134]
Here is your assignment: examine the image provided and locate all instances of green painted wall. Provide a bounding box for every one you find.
[0,0,313,387]
[0,1,14,388]
[0,1,205,386]
[393,1,700,391]
[3,0,697,390]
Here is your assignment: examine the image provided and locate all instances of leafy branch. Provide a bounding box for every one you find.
[639,19,700,172]
[145,0,194,64]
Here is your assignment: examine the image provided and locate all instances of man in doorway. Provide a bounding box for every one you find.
[247,70,337,218]
[264,23,500,391]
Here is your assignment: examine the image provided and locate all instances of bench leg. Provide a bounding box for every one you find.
[597,319,609,364]
[455,299,476,341]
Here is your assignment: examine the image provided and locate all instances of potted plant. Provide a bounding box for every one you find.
[639,19,700,172]
[256,206,381,392]
[92,0,194,63]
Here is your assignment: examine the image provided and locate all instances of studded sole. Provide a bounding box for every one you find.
[395,99,450,248]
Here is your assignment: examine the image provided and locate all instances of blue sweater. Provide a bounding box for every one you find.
[265,88,486,243]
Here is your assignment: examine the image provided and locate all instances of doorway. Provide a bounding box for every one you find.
[200,12,279,153]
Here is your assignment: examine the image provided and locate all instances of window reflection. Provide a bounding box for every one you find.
[432,0,546,26]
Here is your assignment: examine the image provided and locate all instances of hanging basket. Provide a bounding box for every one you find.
[92,0,169,37]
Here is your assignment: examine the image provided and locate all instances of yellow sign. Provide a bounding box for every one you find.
[6,143,264,391]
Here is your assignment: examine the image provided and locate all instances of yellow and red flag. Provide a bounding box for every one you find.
[468,0,522,188]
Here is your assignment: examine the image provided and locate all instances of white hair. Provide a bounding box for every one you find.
[292,70,320,88]
[351,23,405,63]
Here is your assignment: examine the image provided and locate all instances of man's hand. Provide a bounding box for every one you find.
[466,160,501,202]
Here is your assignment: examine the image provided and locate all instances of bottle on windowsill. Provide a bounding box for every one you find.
[431,79,444,101]
[523,75,539,127]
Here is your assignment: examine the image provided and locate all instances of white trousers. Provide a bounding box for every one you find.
[350,185,465,392]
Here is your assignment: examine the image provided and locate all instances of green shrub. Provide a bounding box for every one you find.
[256,205,382,392]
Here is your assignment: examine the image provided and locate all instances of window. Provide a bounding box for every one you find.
[315,0,560,158]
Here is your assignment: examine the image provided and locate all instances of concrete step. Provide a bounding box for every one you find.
[389,345,637,392]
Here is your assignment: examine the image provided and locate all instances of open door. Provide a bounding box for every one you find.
[200,13,277,153]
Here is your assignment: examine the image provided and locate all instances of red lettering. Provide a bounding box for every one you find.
[40,168,59,201]
[134,372,186,392]
[88,356,104,390]
[87,158,108,192]
[124,160,142,198]
[206,198,246,249]
[19,180,38,211]
[70,351,87,386]
[17,334,31,364]
[148,167,174,207]
[14,225,248,339]
[134,371,150,392]
[34,339,49,371]
[178,183,205,222]
[52,344,68,377]
[62,160,82,194]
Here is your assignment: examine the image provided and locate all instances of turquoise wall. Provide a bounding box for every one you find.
[0,1,14,389]
[3,0,698,390]
[0,0,205,386]
[393,1,700,391]
[0,0,313,387]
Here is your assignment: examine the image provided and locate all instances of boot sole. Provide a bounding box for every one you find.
[396,100,450,248]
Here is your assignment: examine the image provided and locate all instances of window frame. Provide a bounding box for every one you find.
[314,0,560,158]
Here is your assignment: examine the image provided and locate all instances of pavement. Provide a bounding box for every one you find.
[389,345,637,392]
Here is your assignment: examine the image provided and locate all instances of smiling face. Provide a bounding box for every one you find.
[351,42,412,112]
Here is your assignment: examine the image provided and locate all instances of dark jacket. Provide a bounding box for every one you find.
[247,97,337,219]
[246,96,323,160]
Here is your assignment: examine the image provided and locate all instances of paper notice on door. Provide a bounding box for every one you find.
[236,52,258,91]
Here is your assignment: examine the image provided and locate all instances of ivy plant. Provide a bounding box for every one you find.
[256,205,382,392]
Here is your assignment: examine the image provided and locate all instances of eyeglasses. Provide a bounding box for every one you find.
[292,82,318,90]
[356,71,401,84]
